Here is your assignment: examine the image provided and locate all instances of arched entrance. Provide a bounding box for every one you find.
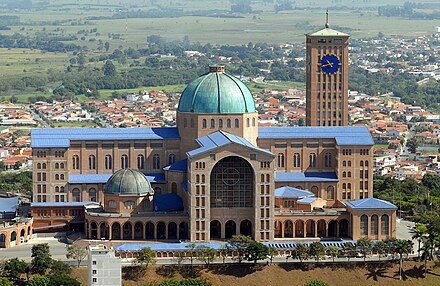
[339,219,349,238]
[179,222,189,240]
[146,222,155,239]
[168,222,177,240]
[0,233,6,248]
[157,222,166,239]
[112,222,121,240]
[10,231,17,246]
[306,220,315,237]
[20,229,26,242]
[210,220,221,240]
[210,156,254,208]
[90,222,98,239]
[295,220,304,238]
[134,222,143,240]
[123,222,132,240]
[225,220,236,239]
[274,221,282,238]
[240,220,252,237]
[284,220,293,238]
[328,220,337,237]
[100,223,109,240]
[317,220,326,238]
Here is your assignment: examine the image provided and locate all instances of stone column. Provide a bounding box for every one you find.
[303,221,306,238]
[314,222,318,238]
[97,224,101,240]
[281,221,285,238]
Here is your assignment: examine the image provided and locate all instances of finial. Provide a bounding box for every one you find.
[325,9,329,28]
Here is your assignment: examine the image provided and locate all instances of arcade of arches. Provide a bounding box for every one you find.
[210,219,252,240]
[0,219,33,248]
[86,220,189,241]
[274,218,350,239]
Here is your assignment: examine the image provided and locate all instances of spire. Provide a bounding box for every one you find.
[325,9,329,28]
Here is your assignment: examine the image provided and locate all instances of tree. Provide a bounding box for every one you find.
[420,238,433,277]
[27,275,49,286]
[342,242,356,262]
[49,260,70,275]
[66,245,87,267]
[47,275,80,286]
[373,241,387,261]
[136,247,157,268]
[4,258,28,280]
[246,240,269,264]
[304,280,329,286]
[227,235,252,263]
[357,237,373,262]
[31,243,52,275]
[410,224,428,259]
[294,244,309,262]
[185,243,197,267]
[195,245,216,266]
[104,42,110,52]
[407,137,418,154]
[218,245,229,265]
[308,242,325,262]
[0,277,13,286]
[393,239,414,280]
[102,60,116,76]
[325,245,339,262]
[267,246,278,264]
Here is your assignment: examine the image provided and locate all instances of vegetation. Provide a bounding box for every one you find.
[304,280,330,286]
[31,244,52,275]
[66,245,88,268]
[0,171,32,195]
[136,247,157,268]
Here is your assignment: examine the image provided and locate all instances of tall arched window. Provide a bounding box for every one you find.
[246,118,250,127]
[227,119,231,128]
[37,163,41,169]
[326,186,335,200]
[365,161,369,167]
[277,153,285,168]
[183,118,187,128]
[210,119,215,129]
[360,215,368,236]
[137,154,145,169]
[196,175,200,183]
[252,117,256,127]
[343,171,346,178]
[309,153,317,168]
[202,119,207,129]
[325,152,331,167]
[55,174,59,180]
[55,163,59,169]
[153,154,160,169]
[348,171,351,177]
[218,119,223,128]
[202,175,206,183]
[60,163,64,168]
[72,188,81,202]
[381,214,389,236]
[121,154,129,169]
[293,153,301,168]
[235,118,239,128]
[169,154,176,165]
[360,161,364,167]
[190,118,194,128]
[42,163,46,169]
[348,161,352,167]
[88,155,96,170]
[89,188,97,202]
[72,155,79,170]
[343,161,346,167]
[371,215,379,236]
[105,155,112,170]
[311,186,319,197]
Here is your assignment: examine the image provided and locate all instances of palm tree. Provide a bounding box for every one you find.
[410,224,428,259]
[373,241,387,261]
[420,238,433,277]
[394,239,414,280]
[342,242,356,262]
[295,244,309,263]
[326,245,339,262]
[357,237,372,262]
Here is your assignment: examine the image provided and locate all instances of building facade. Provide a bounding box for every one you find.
[31,64,396,242]
[306,19,349,126]
[88,245,122,286]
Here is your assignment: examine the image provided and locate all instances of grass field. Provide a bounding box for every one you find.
[51,121,100,128]
[71,260,440,286]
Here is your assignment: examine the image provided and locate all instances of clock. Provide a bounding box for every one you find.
[319,54,340,74]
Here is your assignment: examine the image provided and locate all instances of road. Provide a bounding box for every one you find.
[26,106,50,128]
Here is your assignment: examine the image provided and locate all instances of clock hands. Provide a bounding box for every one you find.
[321,60,333,68]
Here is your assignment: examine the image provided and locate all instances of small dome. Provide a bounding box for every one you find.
[178,66,256,114]
[105,169,153,196]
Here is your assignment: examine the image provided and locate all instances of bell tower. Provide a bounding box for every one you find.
[306,10,350,126]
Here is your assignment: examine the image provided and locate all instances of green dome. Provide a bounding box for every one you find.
[105,169,153,196]
[178,67,256,114]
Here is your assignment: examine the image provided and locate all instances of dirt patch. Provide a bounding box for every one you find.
[71,260,440,286]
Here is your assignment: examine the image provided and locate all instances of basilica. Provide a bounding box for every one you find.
[30,26,397,244]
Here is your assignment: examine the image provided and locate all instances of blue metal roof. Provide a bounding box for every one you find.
[274,186,314,199]
[31,127,180,148]
[275,172,338,182]
[181,180,188,192]
[68,173,166,184]
[163,159,188,172]
[258,126,373,146]
[297,197,318,204]
[346,198,397,210]
[187,130,273,157]
[0,196,18,213]
[153,193,184,212]
[31,202,100,207]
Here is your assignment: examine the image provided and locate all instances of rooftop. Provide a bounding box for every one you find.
[346,198,397,210]
[275,172,338,183]
[274,186,314,199]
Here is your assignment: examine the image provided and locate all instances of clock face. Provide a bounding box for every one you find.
[320,54,340,74]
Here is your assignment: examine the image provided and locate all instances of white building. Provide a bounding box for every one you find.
[88,245,121,286]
